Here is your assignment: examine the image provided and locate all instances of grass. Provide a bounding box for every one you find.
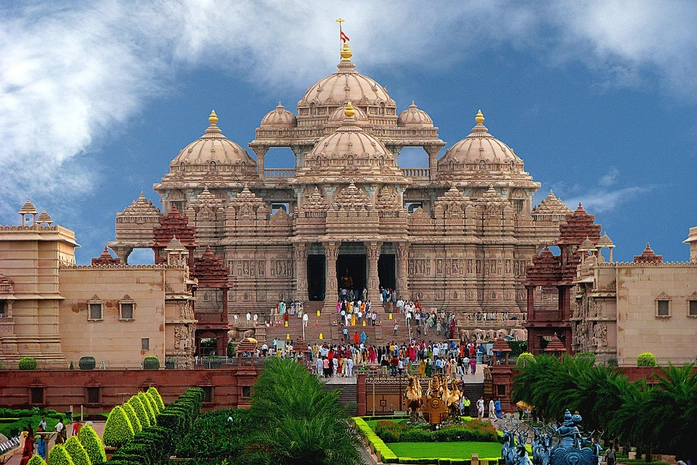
[387,441,502,460]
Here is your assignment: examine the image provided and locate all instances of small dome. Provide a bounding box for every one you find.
[260,102,297,128]
[438,110,523,172]
[397,101,433,128]
[328,103,370,126]
[171,111,256,170]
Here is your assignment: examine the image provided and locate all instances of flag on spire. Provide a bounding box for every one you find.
[336,18,349,43]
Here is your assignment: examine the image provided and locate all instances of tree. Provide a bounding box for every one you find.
[48,445,76,465]
[147,387,165,410]
[137,391,157,425]
[244,358,364,465]
[122,403,142,434]
[64,436,92,465]
[127,395,150,428]
[27,456,47,465]
[78,424,106,465]
[102,406,134,448]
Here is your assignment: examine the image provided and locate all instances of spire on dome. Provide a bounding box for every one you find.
[472,110,488,134]
[344,101,355,119]
[340,42,352,61]
[92,246,120,265]
[205,110,222,135]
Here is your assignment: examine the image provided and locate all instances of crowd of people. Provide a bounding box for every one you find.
[18,417,85,465]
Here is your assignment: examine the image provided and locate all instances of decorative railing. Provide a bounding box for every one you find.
[401,168,430,178]
[263,169,296,178]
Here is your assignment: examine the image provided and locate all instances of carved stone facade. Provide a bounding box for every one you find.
[108,43,571,325]
[573,231,697,366]
[0,201,196,369]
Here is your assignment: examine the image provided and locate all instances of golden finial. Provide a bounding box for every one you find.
[475,109,485,124]
[344,101,355,118]
[341,42,353,61]
[209,110,218,125]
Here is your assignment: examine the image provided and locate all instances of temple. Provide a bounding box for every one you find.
[108,43,571,330]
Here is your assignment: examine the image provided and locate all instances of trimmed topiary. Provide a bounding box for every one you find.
[122,402,142,433]
[64,436,92,465]
[48,444,76,465]
[142,356,160,370]
[18,357,37,370]
[27,456,47,465]
[102,406,135,448]
[128,395,151,428]
[516,352,535,369]
[138,391,157,425]
[79,356,96,370]
[144,391,160,415]
[78,424,106,465]
[147,387,165,410]
[637,351,657,366]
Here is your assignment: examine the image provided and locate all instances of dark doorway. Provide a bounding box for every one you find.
[307,255,326,301]
[336,254,366,292]
[378,254,396,290]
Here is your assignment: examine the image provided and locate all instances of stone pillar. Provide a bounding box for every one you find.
[396,242,410,298]
[367,241,382,301]
[324,241,340,305]
[251,146,269,179]
[425,146,440,181]
[294,242,309,302]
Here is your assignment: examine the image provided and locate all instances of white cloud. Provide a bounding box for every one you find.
[1,0,696,222]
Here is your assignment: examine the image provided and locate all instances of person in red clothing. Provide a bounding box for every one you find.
[72,420,81,437]
[19,429,33,465]
[353,332,360,344]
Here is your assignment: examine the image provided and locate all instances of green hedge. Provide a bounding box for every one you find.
[354,417,398,463]
[48,444,76,465]
[102,406,134,447]
[127,395,151,428]
[122,403,142,434]
[78,424,106,465]
[137,391,157,425]
[27,456,47,465]
[144,391,160,415]
[18,357,37,370]
[374,420,498,443]
[143,356,160,370]
[147,387,165,410]
[64,436,91,465]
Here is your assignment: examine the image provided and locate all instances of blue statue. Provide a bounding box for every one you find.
[502,409,600,465]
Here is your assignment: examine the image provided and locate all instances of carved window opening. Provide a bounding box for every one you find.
[0,300,6,317]
[86,386,101,405]
[656,296,670,318]
[30,387,45,405]
[201,386,213,404]
[88,297,103,321]
[689,300,697,318]
[405,202,422,215]
[119,296,135,320]
[142,338,150,351]
[241,386,252,398]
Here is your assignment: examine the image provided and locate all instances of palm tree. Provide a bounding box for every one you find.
[244,358,364,465]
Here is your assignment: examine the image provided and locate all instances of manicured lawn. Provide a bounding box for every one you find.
[387,441,502,460]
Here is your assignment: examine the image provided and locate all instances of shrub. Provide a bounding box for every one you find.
[637,352,657,367]
[18,357,37,370]
[27,456,47,465]
[102,406,134,448]
[143,356,160,370]
[147,387,165,410]
[144,392,160,415]
[401,428,432,442]
[48,445,76,465]
[138,391,157,425]
[78,424,106,465]
[122,403,142,434]
[64,436,91,465]
[516,352,535,369]
[78,357,96,370]
[128,396,151,428]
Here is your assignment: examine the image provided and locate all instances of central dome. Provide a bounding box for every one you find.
[297,44,396,127]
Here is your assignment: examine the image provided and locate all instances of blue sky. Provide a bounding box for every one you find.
[1,1,696,265]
